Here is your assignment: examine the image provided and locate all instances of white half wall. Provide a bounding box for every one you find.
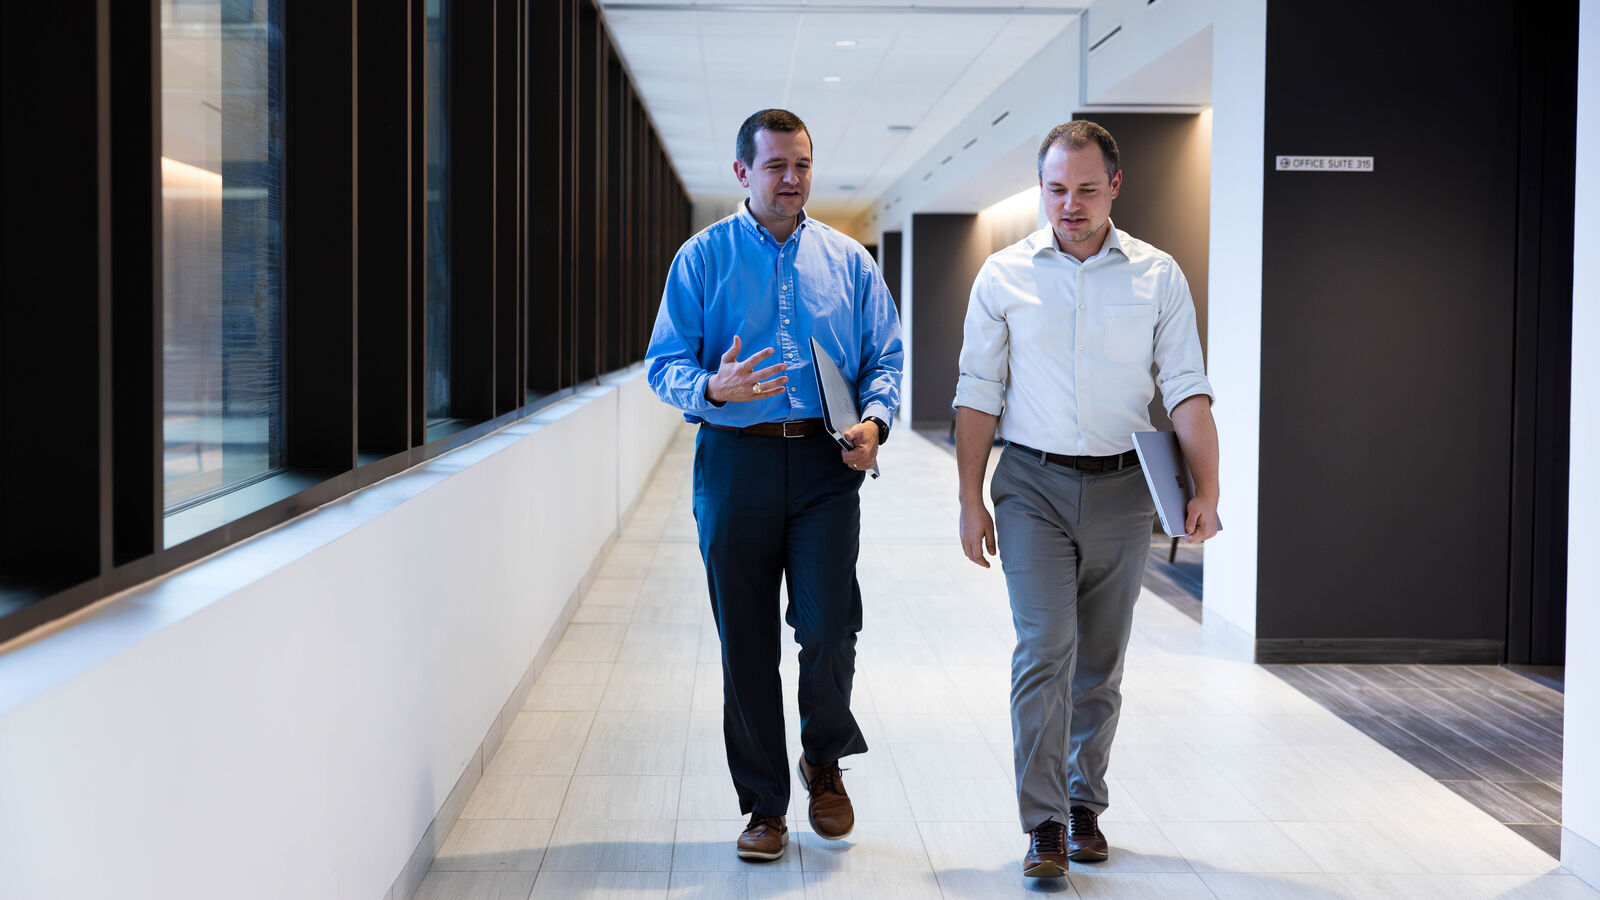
[1197,1,1266,646]
[1564,0,1600,887]
[0,368,685,900]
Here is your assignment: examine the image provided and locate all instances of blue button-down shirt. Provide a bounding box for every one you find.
[646,203,903,429]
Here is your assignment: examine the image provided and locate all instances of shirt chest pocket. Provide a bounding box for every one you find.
[1102,304,1155,364]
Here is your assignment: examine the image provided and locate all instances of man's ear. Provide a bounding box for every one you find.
[732,159,750,188]
[1109,169,1122,198]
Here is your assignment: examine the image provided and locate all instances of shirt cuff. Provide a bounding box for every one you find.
[1160,375,1215,415]
[685,371,723,412]
[952,374,1005,417]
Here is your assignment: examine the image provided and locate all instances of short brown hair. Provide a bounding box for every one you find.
[1037,120,1120,182]
[736,109,812,166]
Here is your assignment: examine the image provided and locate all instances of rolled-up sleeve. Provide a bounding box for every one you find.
[646,242,720,413]
[953,264,1008,416]
[1152,260,1214,414]
[855,257,904,425]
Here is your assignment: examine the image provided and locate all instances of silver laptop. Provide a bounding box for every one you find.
[1131,430,1218,537]
[810,337,880,479]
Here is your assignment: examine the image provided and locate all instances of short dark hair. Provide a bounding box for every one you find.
[736,109,812,166]
[1036,120,1120,182]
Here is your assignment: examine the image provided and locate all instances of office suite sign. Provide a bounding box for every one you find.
[1275,155,1374,172]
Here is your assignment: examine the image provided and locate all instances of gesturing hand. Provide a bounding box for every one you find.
[706,335,789,403]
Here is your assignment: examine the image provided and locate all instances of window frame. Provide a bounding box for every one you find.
[0,0,692,651]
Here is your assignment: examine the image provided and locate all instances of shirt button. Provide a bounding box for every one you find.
[1079,305,1086,310]
[1077,344,1084,351]
[784,318,791,324]
[1079,384,1086,391]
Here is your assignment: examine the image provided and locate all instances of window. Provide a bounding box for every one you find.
[0,0,691,648]
[425,0,452,424]
[160,0,286,511]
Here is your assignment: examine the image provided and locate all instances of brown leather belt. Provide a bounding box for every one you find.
[1006,441,1140,473]
[704,418,827,438]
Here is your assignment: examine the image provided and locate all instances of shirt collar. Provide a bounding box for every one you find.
[738,198,808,245]
[1030,218,1126,262]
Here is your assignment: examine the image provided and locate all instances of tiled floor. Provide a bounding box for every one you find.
[412,427,1591,899]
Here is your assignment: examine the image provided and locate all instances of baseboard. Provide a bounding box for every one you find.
[1253,637,1502,664]
[1200,606,1255,661]
[1564,827,1600,892]
[384,530,618,900]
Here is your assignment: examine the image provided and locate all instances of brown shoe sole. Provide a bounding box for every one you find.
[1068,847,1109,862]
[736,832,788,861]
[1022,859,1068,878]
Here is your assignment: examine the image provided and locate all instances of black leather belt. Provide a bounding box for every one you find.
[1006,441,1139,473]
[705,418,826,438]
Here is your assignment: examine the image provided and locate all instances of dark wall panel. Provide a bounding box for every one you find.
[449,0,496,421]
[1257,4,1523,643]
[910,214,989,429]
[1506,1,1577,666]
[0,0,106,584]
[356,0,413,455]
[284,0,356,470]
[881,231,902,315]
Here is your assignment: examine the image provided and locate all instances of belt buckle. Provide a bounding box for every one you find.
[782,420,804,438]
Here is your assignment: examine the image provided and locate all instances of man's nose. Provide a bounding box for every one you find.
[782,168,798,184]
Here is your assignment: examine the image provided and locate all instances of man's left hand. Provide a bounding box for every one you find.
[1184,494,1220,543]
[841,421,879,472]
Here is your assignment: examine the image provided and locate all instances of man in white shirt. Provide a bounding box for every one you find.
[953,121,1220,878]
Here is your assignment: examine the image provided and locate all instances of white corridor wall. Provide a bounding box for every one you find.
[0,368,685,900]
[1563,0,1600,888]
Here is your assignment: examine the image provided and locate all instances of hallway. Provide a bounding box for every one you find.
[413,427,1590,899]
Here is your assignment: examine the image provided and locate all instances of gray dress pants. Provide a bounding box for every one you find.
[990,445,1155,832]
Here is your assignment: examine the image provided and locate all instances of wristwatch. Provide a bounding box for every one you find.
[864,415,889,445]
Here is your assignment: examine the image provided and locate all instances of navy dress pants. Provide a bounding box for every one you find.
[692,424,869,817]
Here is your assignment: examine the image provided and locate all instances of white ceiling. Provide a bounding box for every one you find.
[1086,22,1211,106]
[600,1,1091,222]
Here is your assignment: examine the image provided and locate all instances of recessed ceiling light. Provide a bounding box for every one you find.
[835,39,857,47]
[822,75,842,83]
[838,184,857,190]
[886,124,913,133]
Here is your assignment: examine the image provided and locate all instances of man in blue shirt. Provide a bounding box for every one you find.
[646,108,903,862]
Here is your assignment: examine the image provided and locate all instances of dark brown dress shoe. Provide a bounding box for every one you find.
[1067,805,1109,861]
[736,813,788,861]
[797,757,854,840]
[1023,818,1070,877]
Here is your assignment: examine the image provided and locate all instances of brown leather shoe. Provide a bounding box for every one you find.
[1023,818,1070,877]
[1067,806,1109,861]
[797,757,854,840]
[736,813,788,861]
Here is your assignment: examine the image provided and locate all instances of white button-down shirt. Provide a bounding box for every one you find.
[953,222,1213,457]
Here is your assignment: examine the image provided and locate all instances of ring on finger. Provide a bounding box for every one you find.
[751,383,763,394]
